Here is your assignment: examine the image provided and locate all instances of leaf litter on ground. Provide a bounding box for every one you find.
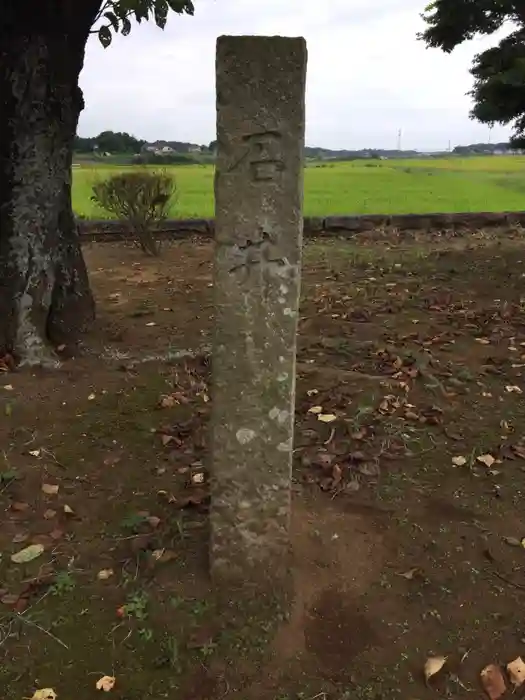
[11,543,45,564]
[317,413,337,423]
[502,536,525,548]
[424,655,447,683]
[507,657,525,687]
[477,454,496,468]
[30,690,57,700]
[97,569,114,580]
[96,676,116,692]
[480,664,506,700]
[452,455,467,467]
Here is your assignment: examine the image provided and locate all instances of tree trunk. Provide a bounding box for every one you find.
[0,1,101,365]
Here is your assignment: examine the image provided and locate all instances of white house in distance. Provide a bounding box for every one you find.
[142,141,204,155]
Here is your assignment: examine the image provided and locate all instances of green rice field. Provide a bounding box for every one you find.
[73,156,525,219]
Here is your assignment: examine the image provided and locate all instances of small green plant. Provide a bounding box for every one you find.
[51,571,76,596]
[138,627,153,642]
[189,599,211,617]
[157,635,181,671]
[123,591,149,621]
[120,512,148,533]
[0,469,17,484]
[198,640,217,659]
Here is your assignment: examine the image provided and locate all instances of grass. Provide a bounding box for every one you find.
[73,155,525,219]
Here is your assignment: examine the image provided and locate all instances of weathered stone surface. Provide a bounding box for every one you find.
[210,35,307,589]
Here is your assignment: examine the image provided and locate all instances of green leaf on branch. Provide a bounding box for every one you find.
[167,0,195,11]
[95,0,194,48]
[103,11,120,31]
[121,17,132,35]
[154,0,169,28]
[98,25,113,48]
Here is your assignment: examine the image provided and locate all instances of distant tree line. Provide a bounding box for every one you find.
[75,131,216,156]
[304,147,420,160]
[452,142,515,155]
[75,131,520,162]
[74,131,145,154]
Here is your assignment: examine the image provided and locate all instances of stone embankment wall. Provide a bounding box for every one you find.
[78,211,525,242]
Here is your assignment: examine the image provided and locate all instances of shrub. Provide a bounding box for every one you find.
[91,169,176,256]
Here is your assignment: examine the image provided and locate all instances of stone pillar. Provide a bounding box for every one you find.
[210,36,307,593]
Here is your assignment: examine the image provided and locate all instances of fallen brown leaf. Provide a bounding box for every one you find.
[12,532,29,543]
[160,395,176,408]
[11,543,45,564]
[505,385,523,394]
[481,664,506,700]
[11,501,30,512]
[503,536,524,548]
[398,568,420,580]
[31,690,57,700]
[318,413,337,423]
[0,593,20,606]
[97,569,114,581]
[424,655,447,683]
[41,483,59,495]
[477,454,495,468]
[507,657,525,688]
[96,676,116,692]
[452,455,467,467]
[151,549,177,564]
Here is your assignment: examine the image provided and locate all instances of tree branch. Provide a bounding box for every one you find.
[92,0,112,26]
[89,6,135,35]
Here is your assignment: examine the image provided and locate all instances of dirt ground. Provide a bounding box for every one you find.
[2,228,525,700]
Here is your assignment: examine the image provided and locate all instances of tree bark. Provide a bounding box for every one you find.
[0,1,101,365]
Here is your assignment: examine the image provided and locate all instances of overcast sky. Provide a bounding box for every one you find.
[78,0,512,151]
